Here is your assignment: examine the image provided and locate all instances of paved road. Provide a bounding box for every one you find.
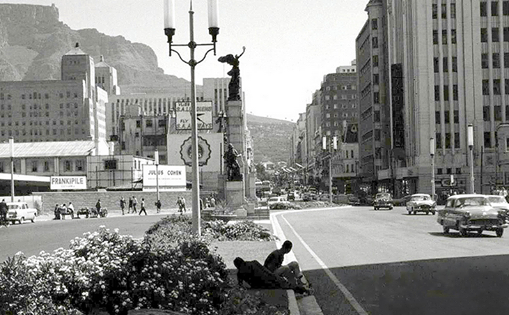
[275,205,509,315]
[0,212,173,262]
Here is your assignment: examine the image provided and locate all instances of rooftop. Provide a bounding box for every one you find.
[0,141,97,158]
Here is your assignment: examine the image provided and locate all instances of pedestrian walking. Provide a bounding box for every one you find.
[210,196,216,208]
[176,197,183,214]
[54,203,61,220]
[60,203,68,220]
[120,197,126,215]
[139,198,147,215]
[181,196,187,213]
[128,197,133,214]
[0,199,8,223]
[95,199,101,216]
[132,196,138,213]
[155,199,162,213]
[67,202,75,219]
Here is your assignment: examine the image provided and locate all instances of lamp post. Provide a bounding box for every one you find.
[430,137,435,200]
[9,137,14,202]
[323,136,337,203]
[155,150,160,202]
[164,0,219,235]
[468,124,475,193]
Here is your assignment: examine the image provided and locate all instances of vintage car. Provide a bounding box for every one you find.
[486,195,509,215]
[6,202,37,224]
[437,194,508,237]
[374,192,393,210]
[406,193,436,215]
[267,196,289,209]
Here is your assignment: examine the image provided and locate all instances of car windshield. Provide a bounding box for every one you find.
[411,195,430,201]
[488,196,507,204]
[455,197,488,207]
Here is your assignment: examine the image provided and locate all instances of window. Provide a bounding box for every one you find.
[494,79,501,95]
[481,28,488,42]
[136,120,141,128]
[372,55,379,67]
[505,1,509,15]
[451,3,456,18]
[435,85,440,101]
[104,159,117,170]
[482,53,489,68]
[442,3,447,18]
[454,110,459,124]
[447,168,452,175]
[456,168,462,174]
[492,1,499,16]
[453,85,458,100]
[44,161,49,172]
[372,37,378,49]
[484,132,491,148]
[65,160,71,172]
[445,133,451,148]
[373,92,379,103]
[31,161,37,172]
[146,119,153,128]
[444,85,449,101]
[432,4,438,19]
[435,111,441,124]
[504,27,509,42]
[482,80,490,95]
[76,160,84,171]
[434,57,439,72]
[371,18,378,30]
[438,168,443,175]
[483,106,491,121]
[495,106,502,121]
[442,30,448,44]
[493,28,500,42]
[443,57,448,72]
[454,133,460,148]
[433,30,438,44]
[452,57,457,72]
[481,2,487,16]
[444,110,450,124]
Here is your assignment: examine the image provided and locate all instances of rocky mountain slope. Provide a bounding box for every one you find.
[0,3,190,94]
[247,114,294,164]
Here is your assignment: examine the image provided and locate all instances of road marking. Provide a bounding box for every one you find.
[275,212,369,315]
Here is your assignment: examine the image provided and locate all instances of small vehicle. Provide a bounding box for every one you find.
[6,202,37,224]
[406,193,436,215]
[437,194,508,237]
[373,193,393,210]
[267,196,288,209]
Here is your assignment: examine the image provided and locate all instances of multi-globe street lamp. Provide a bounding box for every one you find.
[163,0,219,235]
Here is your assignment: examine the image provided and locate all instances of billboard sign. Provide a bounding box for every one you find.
[142,165,186,190]
[175,101,213,130]
[50,176,87,190]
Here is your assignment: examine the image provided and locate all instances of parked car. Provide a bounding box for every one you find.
[268,196,288,209]
[347,194,361,206]
[437,194,508,237]
[373,193,393,210]
[6,202,37,224]
[406,193,436,215]
[318,194,331,202]
[302,193,316,201]
[486,195,509,215]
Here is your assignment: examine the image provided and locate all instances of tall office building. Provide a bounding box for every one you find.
[0,43,107,143]
[357,0,509,198]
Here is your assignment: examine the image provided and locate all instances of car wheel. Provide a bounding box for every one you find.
[31,216,36,223]
[443,226,450,234]
[496,229,504,237]
[426,211,429,215]
[459,225,468,237]
[477,229,483,235]
[408,211,412,215]
[389,206,393,210]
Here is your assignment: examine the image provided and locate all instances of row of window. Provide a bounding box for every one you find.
[325,104,357,110]
[434,85,459,101]
[1,128,87,137]
[483,105,509,121]
[0,160,85,173]
[0,91,80,101]
[436,110,460,124]
[480,27,509,42]
[324,94,357,101]
[482,79,509,95]
[480,52,509,69]
[432,3,457,19]
[1,120,83,127]
[480,1,509,17]
[435,131,495,149]
[434,57,458,72]
[432,30,457,45]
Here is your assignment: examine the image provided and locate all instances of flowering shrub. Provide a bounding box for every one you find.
[0,218,288,315]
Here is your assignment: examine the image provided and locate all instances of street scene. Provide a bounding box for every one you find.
[1,0,509,314]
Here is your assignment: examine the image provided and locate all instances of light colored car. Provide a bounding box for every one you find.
[267,196,289,209]
[6,202,37,224]
[486,195,509,215]
[437,194,507,237]
[406,193,436,215]
[374,192,393,210]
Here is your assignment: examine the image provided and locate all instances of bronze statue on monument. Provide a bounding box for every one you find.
[224,143,242,181]
[218,46,245,101]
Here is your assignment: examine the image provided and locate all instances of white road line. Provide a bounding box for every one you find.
[276,212,369,315]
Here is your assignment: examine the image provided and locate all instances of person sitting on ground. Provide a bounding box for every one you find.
[234,257,310,294]
[264,240,303,288]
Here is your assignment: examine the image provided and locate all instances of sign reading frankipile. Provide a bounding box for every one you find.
[175,101,213,130]
[50,176,87,190]
[142,165,186,191]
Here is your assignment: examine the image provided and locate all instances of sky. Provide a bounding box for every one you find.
[3,0,368,122]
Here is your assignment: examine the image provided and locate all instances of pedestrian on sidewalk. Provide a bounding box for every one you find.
[155,199,161,213]
[132,196,138,213]
[0,199,8,223]
[139,198,147,215]
[67,202,75,219]
[176,197,183,214]
[128,197,133,214]
[120,197,126,215]
[181,196,187,213]
[95,199,101,217]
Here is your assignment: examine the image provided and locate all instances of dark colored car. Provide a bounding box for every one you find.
[437,194,507,237]
[373,193,393,210]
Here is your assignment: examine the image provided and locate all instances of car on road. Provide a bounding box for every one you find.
[406,193,436,215]
[486,195,509,215]
[347,194,361,206]
[437,194,508,237]
[6,202,37,224]
[373,192,393,210]
[267,196,289,209]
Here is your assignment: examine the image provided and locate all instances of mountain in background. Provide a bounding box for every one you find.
[0,3,295,164]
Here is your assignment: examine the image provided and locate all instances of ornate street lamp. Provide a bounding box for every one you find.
[164,0,219,235]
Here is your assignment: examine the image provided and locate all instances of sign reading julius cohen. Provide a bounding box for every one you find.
[50,176,87,190]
